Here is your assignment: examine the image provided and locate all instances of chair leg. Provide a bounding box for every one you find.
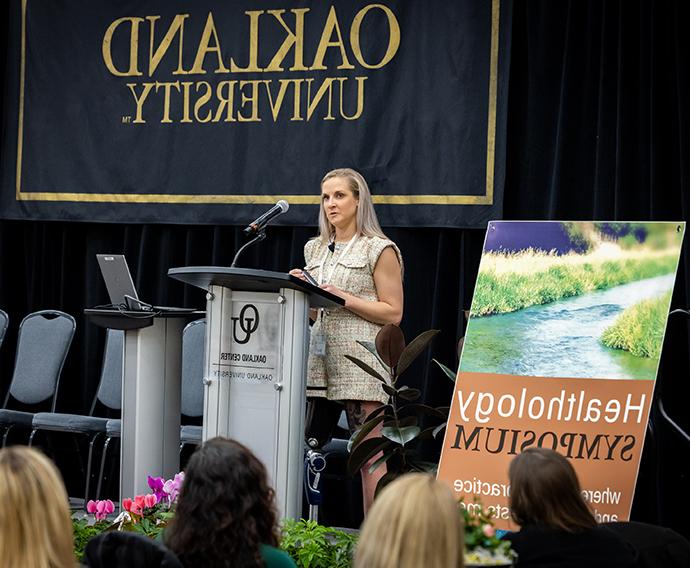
[28,428,38,447]
[1,425,12,447]
[96,436,112,501]
[84,432,103,506]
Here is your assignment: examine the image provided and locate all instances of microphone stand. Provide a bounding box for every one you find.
[231,229,266,268]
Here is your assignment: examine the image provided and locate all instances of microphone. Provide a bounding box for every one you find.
[243,200,289,236]
[328,240,335,253]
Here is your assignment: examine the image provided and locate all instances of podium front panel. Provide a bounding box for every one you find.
[203,285,309,519]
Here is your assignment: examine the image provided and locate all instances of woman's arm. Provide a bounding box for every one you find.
[319,247,403,325]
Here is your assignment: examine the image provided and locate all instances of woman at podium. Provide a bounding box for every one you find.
[290,168,404,512]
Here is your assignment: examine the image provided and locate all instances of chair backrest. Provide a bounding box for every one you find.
[5,310,76,410]
[83,531,183,568]
[181,318,206,417]
[0,309,8,350]
[94,329,124,413]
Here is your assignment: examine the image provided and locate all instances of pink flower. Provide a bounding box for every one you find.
[482,524,496,538]
[163,472,185,503]
[148,476,166,502]
[122,498,135,514]
[123,497,141,516]
[87,499,114,521]
[124,493,158,517]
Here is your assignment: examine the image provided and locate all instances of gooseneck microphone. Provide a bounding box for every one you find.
[243,200,289,236]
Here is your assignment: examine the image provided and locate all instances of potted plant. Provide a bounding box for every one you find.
[73,472,184,558]
[462,501,516,567]
[345,324,450,491]
[280,519,358,568]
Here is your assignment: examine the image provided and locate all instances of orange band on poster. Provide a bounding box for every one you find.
[437,372,655,530]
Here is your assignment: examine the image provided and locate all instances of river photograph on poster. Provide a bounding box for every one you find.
[459,221,684,380]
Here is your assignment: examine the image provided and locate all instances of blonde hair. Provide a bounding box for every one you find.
[355,473,464,568]
[0,447,75,568]
[318,168,388,243]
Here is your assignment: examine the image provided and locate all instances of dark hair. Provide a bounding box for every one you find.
[509,447,596,532]
[166,437,279,567]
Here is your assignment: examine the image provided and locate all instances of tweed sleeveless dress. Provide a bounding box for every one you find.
[304,235,402,404]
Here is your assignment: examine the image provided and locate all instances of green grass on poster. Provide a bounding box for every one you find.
[471,253,676,316]
[601,292,671,358]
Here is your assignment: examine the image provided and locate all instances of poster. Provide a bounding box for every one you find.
[437,221,685,529]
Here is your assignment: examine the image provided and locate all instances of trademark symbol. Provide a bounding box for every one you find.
[122,116,132,123]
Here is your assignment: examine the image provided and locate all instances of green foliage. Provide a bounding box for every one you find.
[74,514,358,567]
[601,292,671,358]
[347,325,448,492]
[280,519,358,568]
[471,254,677,316]
[73,518,110,560]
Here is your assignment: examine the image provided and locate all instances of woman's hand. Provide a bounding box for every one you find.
[289,268,307,282]
[319,283,349,303]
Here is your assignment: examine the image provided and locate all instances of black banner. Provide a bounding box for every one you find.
[1,0,511,227]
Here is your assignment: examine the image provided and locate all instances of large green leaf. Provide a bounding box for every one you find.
[432,423,447,439]
[344,355,388,383]
[348,436,389,476]
[394,415,419,428]
[364,403,393,422]
[396,386,421,401]
[396,329,440,377]
[382,382,398,397]
[375,324,406,368]
[432,358,458,382]
[348,414,386,451]
[417,426,437,441]
[356,340,388,370]
[381,425,421,446]
[367,447,398,474]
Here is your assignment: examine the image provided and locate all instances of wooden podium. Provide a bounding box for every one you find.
[167,267,343,518]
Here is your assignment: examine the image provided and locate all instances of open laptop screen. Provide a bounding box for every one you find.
[96,254,138,308]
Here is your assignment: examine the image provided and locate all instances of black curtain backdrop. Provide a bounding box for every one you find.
[1,0,689,535]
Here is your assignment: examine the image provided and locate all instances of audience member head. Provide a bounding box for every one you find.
[166,437,279,568]
[509,447,596,532]
[355,473,464,568]
[0,446,75,568]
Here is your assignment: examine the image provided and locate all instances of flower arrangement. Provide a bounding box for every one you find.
[73,472,185,558]
[74,470,514,568]
[112,473,185,538]
[461,502,516,567]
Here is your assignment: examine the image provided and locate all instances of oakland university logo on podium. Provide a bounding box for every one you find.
[231,304,260,345]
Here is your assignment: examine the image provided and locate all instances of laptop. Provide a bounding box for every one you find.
[96,254,195,312]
